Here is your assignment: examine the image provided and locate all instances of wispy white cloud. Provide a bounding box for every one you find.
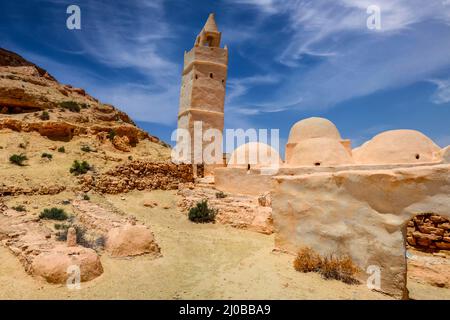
[225,0,450,113]
[428,78,450,104]
[227,74,279,102]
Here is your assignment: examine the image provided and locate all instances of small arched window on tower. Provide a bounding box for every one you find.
[195,74,199,80]
[205,36,214,47]
[209,73,214,79]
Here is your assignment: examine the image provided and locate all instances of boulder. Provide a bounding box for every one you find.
[106,224,160,258]
[31,245,103,284]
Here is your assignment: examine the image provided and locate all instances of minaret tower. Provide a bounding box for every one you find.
[177,13,228,164]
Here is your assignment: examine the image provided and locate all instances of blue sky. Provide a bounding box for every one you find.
[1,0,449,155]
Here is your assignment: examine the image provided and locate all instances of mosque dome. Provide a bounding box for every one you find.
[287,117,341,144]
[353,130,441,165]
[228,142,282,168]
[288,138,353,167]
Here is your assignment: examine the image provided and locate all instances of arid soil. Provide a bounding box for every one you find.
[0,190,448,300]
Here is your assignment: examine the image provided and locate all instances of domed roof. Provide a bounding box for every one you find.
[288,117,341,144]
[353,130,441,165]
[288,138,353,167]
[228,142,282,167]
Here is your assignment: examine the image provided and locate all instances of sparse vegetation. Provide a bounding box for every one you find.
[9,153,28,166]
[128,155,133,161]
[81,145,92,152]
[188,200,217,223]
[293,247,360,285]
[41,152,53,159]
[12,205,26,212]
[39,111,50,120]
[56,224,105,250]
[57,146,65,153]
[80,103,89,109]
[59,101,81,112]
[18,143,26,149]
[70,160,91,175]
[83,194,90,201]
[107,129,116,141]
[215,191,227,199]
[39,207,68,221]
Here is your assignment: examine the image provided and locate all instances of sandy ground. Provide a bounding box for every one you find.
[1,190,448,300]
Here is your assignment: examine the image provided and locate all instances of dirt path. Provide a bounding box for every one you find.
[0,190,447,299]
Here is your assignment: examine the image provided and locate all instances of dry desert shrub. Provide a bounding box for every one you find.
[293,247,322,273]
[294,247,360,285]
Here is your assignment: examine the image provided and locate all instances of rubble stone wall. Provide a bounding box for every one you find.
[80,161,194,194]
[407,214,450,251]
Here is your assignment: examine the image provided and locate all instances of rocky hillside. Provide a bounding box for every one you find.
[0,48,172,195]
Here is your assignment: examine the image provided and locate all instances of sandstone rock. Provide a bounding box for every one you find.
[106,224,160,258]
[258,192,272,207]
[67,227,77,247]
[143,201,157,208]
[31,245,103,284]
[112,135,131,152]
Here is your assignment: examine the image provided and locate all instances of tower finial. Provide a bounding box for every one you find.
[202,13,219,32]
[195,13,222,48]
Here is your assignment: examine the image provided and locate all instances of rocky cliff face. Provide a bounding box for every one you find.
[0,48,172,196]
[0,48,165,147]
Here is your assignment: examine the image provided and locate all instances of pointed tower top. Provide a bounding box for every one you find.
[202,13,219,32]
[194,13,222,48]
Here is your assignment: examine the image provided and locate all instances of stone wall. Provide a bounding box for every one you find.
[80,161,194,194]
[407,214,450,251]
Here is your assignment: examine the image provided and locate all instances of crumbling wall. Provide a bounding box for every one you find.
[79,161,195,194]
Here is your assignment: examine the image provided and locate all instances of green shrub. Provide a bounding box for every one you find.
[9,154,28,166]
[12,205,26,212]
[188,200,217,223]
[57,146,65,153]
[107,129,116,141]
[83,194,90,201]
[41,152,53,159]
[59,101,81,112]
[39,207,68,221]
[81,145,92,152]
[128,155,133,161]
[80,103,89,109]
[39,111,50,120]
[70,160,91,175]
[18,143,26,149]
[215,191,227,199]
[54,223,66,230]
